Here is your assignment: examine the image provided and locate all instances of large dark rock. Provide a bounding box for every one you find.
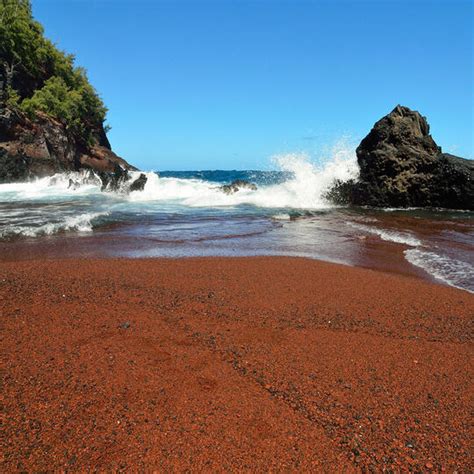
[0,107,137,185]
[340,105,473,210]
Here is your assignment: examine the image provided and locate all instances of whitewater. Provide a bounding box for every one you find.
[1,150,473,293]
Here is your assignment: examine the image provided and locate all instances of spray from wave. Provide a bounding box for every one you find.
[0,171,103,202]
[0,139,359,209]
[131,142,358,209]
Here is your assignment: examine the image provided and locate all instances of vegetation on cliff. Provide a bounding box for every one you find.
[0,0,108,145]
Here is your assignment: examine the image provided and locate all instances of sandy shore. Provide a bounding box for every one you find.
[1,257,473,471]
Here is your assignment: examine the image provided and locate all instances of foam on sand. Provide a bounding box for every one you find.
[404,249,474,293]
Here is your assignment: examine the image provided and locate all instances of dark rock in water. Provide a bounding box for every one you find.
[67,178,81,190]
[0,107,137,184]
[329,105,473,210]
[220,179,258,194]
[323,179,356,206]
[98,164,130,192]
[98,168,148,193]
[129,173,148,192]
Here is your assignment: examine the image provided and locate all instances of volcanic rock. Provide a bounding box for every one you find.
[0,107,136,185]
[129,173,148,192]
[351,105,473,209]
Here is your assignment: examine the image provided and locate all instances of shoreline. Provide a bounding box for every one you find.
[0,233,442,288]
[2,256,473,471]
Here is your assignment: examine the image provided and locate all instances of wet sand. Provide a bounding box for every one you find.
[1,257,473,471]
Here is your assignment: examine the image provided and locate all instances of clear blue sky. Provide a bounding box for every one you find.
[32,0,473,170]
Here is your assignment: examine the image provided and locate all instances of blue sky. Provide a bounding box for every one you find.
[33,0,473,170]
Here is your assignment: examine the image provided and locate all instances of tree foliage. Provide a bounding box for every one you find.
[0,0,108,144]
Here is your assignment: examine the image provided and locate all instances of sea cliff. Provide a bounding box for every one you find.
[0,106,134,183]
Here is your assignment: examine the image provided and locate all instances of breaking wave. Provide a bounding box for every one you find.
[131,148,358,209]
[0,211,109,239]
[348,222,423,247]
[0,143,358,209]
[0,170,103,201]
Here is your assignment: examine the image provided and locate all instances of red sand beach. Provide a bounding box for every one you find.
[1,257,473,471]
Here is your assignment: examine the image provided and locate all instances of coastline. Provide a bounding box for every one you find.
[2,256,473,471]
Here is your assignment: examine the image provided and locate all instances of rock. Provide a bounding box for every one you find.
[129,173,148,192]
[0,107,137,184]
[349,105,473,209]
[220,179,257,194]
[98,164,130,192]
[0,146,31,182]
[119,322,131,329]
[98,169,148,194]
[67,178,80,190]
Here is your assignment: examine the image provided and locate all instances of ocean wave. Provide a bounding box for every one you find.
[404,249,474,293]
[129,146,358,209]
[272,213,291,220]
[0,211,109,239]
[347,222,422,247]
[0,141,359,211]
[0,171,103,201]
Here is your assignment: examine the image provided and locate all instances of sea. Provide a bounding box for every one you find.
[1,151,473,293]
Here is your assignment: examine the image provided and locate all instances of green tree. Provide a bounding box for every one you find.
[0,0,108,145]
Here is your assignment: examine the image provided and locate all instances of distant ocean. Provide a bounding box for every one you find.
[1,152,473,293]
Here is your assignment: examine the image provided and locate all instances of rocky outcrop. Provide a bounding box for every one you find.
[98,166,148,193]
[0,107,136,184]
[129,173,148,192]
[220,179,257,194]
[331,106,473,210]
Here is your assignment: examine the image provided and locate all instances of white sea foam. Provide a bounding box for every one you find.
[129,143,358,209]
[348,222,422,247]
[404,249,474,293]
[0,171,102,201]
[0,140,358,209]
[128,172,217,202]
[272,213,291,220]
[0,211,108,239]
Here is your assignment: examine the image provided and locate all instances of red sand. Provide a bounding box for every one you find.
[1,257,473,471]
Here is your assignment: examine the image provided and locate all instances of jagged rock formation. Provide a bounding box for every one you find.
[0,106,138,184]
[98,166,147,193]
[330,106,473,210]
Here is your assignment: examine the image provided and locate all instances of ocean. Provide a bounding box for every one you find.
[1,153,473,293]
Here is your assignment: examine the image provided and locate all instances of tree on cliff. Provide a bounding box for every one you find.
[0,0,108,145]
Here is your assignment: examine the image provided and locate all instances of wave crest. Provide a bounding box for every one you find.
[0,211,109,239]
[131,145,358,209]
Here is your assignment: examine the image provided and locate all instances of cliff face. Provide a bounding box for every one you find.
[0,106,135,183]
[330,106,473,210]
